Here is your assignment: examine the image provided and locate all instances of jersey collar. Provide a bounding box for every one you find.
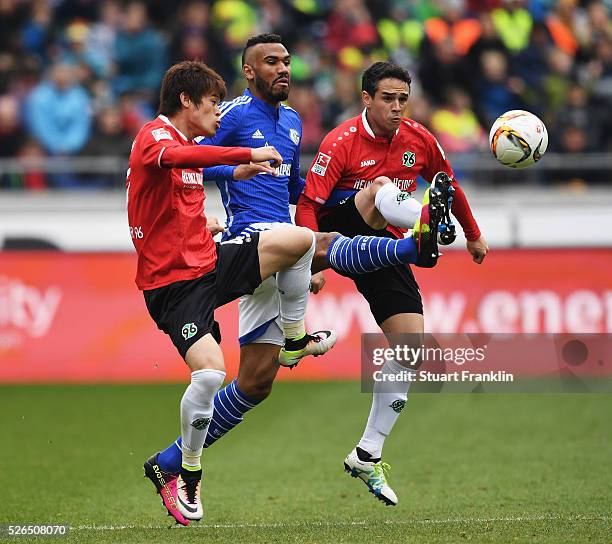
[158,115,188,141]
[244,88,281,119]
[360,108,399,142]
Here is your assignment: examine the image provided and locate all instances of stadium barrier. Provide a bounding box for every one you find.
[1,152,612,176]
[1,249,611,383]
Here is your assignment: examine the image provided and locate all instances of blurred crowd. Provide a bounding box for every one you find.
[1,0,611,188]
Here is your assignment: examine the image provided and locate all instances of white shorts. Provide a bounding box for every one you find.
[236,222,292,347]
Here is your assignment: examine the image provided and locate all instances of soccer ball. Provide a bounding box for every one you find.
[489,110,548,169]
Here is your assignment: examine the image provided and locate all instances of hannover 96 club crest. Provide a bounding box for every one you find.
[402,150,416,168]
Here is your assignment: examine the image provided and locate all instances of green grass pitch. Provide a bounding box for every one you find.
[2,383,611,543]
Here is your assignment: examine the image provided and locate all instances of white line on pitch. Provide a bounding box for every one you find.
[74,515,611,531]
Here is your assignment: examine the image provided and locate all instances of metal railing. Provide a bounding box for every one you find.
[0,152,611,186]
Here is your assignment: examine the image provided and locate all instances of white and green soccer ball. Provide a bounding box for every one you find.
[489,110,548,169]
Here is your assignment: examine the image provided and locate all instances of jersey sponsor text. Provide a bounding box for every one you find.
[181,171,204,188]
[275,163,292,177]
[353,177,416,191]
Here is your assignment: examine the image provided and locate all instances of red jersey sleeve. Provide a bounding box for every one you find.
[449,183,481,241]
[295,193,323,232]
[303,131,349,205]
[420,126,481,241]
[139,127,251,170]
[420,125,455,182]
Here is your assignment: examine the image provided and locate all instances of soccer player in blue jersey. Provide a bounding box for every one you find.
[144,34,454,521]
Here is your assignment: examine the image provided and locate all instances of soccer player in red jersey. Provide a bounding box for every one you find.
[296,62,489,505]
[129,61,336,524]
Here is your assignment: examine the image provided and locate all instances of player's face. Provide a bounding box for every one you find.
[191,92,222,137]
[244,43,292,104]
[363,78,410,136]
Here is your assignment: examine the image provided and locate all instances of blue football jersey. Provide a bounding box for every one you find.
[199,89,305,240]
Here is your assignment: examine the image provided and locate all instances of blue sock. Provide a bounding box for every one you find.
[157,438,182,473]
[204,379,259,447]
[327,235,417,275]
[157,379,260,474]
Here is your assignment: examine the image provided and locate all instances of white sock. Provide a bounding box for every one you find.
[180,368,226,470]
[276,232,315,339]
[358,359,412,459]
[374,183,422,229]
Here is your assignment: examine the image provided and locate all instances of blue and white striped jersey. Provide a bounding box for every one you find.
[199,89,305,240]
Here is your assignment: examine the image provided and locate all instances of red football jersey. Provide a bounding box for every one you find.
[127,115,218,290]
[304,110,455,238]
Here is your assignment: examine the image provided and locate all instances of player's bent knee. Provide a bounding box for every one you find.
[368,176,392,196]
[260,226,313,259]
[355,176,390,208]
[360,176,387,200]
[293,226,316,257]
[372,176,392,188]
[279,227,315,264]
[258,227,315,279]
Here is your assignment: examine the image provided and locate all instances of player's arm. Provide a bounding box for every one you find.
[450,184,488,263]
[422,131,488,263]
[203,159,277,181]
[141,132,282,170]
[163,144,281,169]
[295,134,346,231]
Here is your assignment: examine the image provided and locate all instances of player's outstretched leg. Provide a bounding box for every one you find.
[318,173,454,275]
[257,226,337,368]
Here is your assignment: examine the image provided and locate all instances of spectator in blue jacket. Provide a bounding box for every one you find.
[113,2,167,97]
[24,62,92,155]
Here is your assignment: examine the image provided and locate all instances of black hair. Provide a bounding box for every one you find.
[242,33,283,65]
[362,62,412,97]
[158,61,226,116]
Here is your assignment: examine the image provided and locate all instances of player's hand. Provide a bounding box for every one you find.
[310,271,326,294]
[467,236,488,264]
[206,216,225,235]
[233,162,276,180]
[251,146,282,168]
